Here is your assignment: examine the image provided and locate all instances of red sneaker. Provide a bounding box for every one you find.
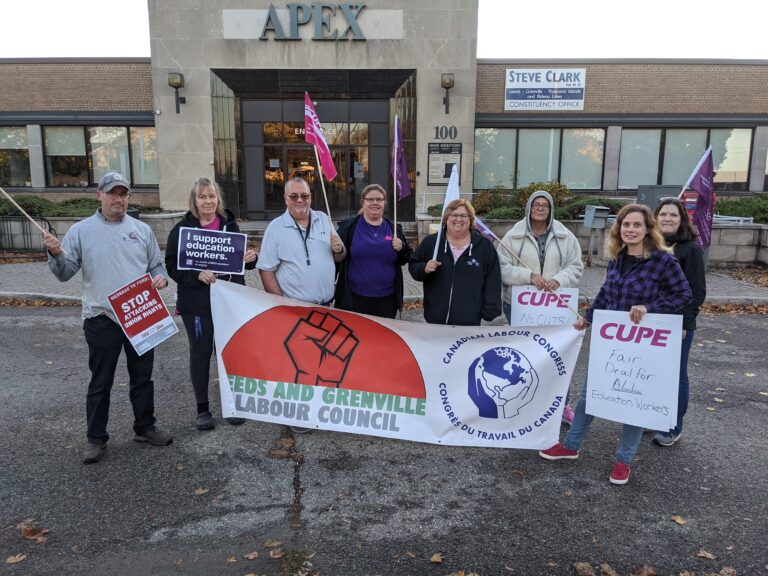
[609,461,631,485]
[538,443,579,460]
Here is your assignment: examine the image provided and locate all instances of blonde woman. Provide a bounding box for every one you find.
[539,204,691,485]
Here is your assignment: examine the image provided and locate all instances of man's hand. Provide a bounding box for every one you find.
[284,310,359,386]
[198,270,216,285]
[151,274,168,290]
[424,260,442,274]
[42,232,62,256]
[330,235,345,255]
[530,273,546,290]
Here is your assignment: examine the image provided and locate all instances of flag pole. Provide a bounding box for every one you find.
[311,144,335,228]
[393,135,398,232]
[0,185,68,255]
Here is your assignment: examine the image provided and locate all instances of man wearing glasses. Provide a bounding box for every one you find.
[258,177,345,305]
[43,171,172,464]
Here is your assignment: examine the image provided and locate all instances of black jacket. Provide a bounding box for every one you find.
[667,233,706,330]
[165,209,256,316]
[334,215,412,310]
[409,229,502,326]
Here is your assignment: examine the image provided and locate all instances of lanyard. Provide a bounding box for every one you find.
[293,216,312,267]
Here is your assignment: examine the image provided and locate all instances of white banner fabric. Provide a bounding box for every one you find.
[211,282,584,449]
[586,310,682,431]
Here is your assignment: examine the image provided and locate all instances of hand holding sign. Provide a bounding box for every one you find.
[284,310,359,386]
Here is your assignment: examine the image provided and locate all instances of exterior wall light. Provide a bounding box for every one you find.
[441,73,455,115]
[168,72,186,114]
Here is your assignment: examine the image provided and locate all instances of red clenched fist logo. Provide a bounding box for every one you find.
[221,305,426,398]
[285,310,359,386]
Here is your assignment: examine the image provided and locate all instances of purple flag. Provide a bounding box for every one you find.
[684,146,714,249]
[474,216,500,244]
[392,115,411,199]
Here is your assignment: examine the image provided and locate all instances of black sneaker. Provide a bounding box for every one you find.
[82,441,106,464]
[134,427,173,446]
[653,431,682,446]
[225,417,246,426]
[196,412,215,431]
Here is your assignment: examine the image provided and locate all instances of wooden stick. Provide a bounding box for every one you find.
[312,145,334,227]
[0,185,68,255]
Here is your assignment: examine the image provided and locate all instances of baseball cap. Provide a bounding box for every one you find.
[98,172,132,193]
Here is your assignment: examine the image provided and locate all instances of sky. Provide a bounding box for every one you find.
[0,0,765,60]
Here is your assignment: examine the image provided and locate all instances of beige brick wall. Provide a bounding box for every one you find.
[476,62,768,115]
[0,60,153,112]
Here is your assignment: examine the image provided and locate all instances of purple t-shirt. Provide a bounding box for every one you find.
[348,216,397,297]
[201,216,221,231]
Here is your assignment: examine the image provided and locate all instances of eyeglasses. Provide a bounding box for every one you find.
[286,193,311,201]
[364,197,386,203]
[106,190,131,199]
[448,214,469,220]
[532,203,550,210]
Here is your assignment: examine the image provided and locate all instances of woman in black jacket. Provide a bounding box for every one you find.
[409,198,502,326]
[165,177,257,430]
[334,184,412,318]
[653,197,707,446]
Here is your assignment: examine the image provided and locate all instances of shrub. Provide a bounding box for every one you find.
[556,196,627,220]
[716,195,768,224]
[517,182,573,208]
[472,187,516,215]
[484,206,525,220]
[0,195,163,218]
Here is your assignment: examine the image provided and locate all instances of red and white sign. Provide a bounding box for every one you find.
[107,273,178,355]
[509,286,579,327]
[586,310,682,431]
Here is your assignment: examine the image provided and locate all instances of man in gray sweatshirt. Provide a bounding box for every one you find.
[43,172,173,464]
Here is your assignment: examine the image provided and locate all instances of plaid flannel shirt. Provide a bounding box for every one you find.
[586,249,691,323]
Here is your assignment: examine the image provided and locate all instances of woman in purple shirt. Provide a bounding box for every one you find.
[334,184,412,318]
[539,204,691,486]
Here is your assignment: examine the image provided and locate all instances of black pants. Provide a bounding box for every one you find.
[350,292,398,319]
[181,313,215,405]
[83,315,156,444]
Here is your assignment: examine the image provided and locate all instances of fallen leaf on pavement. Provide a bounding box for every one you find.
[194,487,209,496]
[430,552,444,563]
[725,545,734,551]
[511,469,524,479]
[16,518,36,529]
[268,449,291,458]
[715,387,726,392]
[264,539,282,548]
[671,515,688,526]
[697,549,716,559]
[269,548,285,559]
[446,572,464,576]
[5,554,26,564]
[276,437,294,448]
[715,339,727,343]
[174,559,183,566]
[630,565,657,576]
[719,568,736,576]
[504,565,514,572]
[600,564,619,576]
[176,464,184,471]
[546,562,558,568]
[759,392,768,397]
[226,555,236,563]
[574,562,596,576]
[405,552,416,558]
[706,407,716,412]
[714,398,724,403]
[243,551,259,560]
[745,372,756,377]
[21,526,49,543]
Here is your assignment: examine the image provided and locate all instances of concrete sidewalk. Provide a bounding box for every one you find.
[2,258,768,306]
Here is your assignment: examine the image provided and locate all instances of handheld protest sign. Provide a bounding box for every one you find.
[177,227,247,275]
[586,310,682,431]
[509,286,578,327]
[107,273,179,355]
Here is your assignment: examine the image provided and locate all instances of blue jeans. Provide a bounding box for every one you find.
[563,374,644,465]
[671,329,695,436]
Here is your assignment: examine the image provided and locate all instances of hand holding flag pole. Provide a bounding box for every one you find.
[0,185,69,255]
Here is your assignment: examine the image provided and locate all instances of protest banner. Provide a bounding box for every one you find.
[107,273,178,355]
[509,286,579,327]
[176,227,247,275]
[586,310,682,430]
[211,282,584,449]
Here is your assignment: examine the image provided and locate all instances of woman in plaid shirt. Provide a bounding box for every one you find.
[539,204,691,485]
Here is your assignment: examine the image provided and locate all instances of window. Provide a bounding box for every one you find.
[710,128,751,191]
[518,129,560,186]
[662,129,707,186]
[89,127,129,184]
[44,127,88,187]
[473,128,516,189]
[0,127,31,187]
[618,130,661,189]
[560,129,604,189]
[130,127,159,186]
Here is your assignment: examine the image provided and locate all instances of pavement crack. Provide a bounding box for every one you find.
[268,431,305,530]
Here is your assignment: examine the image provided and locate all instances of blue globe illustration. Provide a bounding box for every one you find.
[468,347,537,419]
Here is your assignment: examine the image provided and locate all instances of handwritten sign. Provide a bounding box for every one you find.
[509,286,578,327]
[586,310,682,431]
[107,274,178,355]
[177,227,247,274]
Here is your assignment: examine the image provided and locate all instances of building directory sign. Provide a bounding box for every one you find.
[427,143,461,185]
[504,68,586,111]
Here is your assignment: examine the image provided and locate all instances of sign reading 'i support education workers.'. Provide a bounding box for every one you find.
[176,227,247,275]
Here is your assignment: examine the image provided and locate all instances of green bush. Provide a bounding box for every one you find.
[517,182,573,208]
[0,195,163,218]
[556,196,627,220]
[716,195,768,224]
[484,206,525,220]
[473,187,516,215]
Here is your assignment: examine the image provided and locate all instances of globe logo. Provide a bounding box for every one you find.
[468,347,539,419]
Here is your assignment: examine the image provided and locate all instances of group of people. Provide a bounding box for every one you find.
[42,172,705,486]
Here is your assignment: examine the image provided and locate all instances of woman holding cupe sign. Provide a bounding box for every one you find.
[538,204,690,486]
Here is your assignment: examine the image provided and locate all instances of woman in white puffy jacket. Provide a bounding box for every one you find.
[497,190,584,423]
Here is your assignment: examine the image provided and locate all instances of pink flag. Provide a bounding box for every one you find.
[684,146,714,249]
[304,92,337,181]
